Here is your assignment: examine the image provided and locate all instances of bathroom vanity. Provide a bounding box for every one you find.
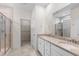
[37,34,79,56]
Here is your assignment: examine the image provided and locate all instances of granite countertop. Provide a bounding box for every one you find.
[38,34,79,56]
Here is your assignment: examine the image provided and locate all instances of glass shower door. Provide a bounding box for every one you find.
[0,13,11,55]
[0,15,5,55]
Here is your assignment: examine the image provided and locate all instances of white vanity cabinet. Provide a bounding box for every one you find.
[38,37,74,56]
[45,40,51,56]
[38,38,45,56]
[51,43,73,56]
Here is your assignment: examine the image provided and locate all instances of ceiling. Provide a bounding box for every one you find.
[0,3,49,12]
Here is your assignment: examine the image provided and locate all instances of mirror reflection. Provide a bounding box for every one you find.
[55,10,71,37]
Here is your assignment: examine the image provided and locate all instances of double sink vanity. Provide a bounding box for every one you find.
[31,4,79,56]
[37,34,79,56]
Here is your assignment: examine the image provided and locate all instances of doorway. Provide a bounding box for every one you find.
[21,19,30,46]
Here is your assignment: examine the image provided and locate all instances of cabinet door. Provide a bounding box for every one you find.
[51,44,73,56]
[51,44,60,56]
[45,41,51,56]
[38,38,45,56]
[38,38,41,53]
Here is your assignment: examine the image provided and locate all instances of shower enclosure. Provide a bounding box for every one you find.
[0,12,11,55]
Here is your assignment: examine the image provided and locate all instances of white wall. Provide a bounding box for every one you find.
[71,7,79,39]
[45,4,55,35]
[31,5,46,49]
[31,5,46,34]
[12,6,21,48]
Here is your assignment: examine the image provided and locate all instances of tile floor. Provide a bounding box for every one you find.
[5,41,40,56]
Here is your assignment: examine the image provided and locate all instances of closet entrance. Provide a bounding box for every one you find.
[21,19,30,46]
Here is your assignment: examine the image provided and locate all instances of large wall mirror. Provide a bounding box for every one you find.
[54,9,71,37]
